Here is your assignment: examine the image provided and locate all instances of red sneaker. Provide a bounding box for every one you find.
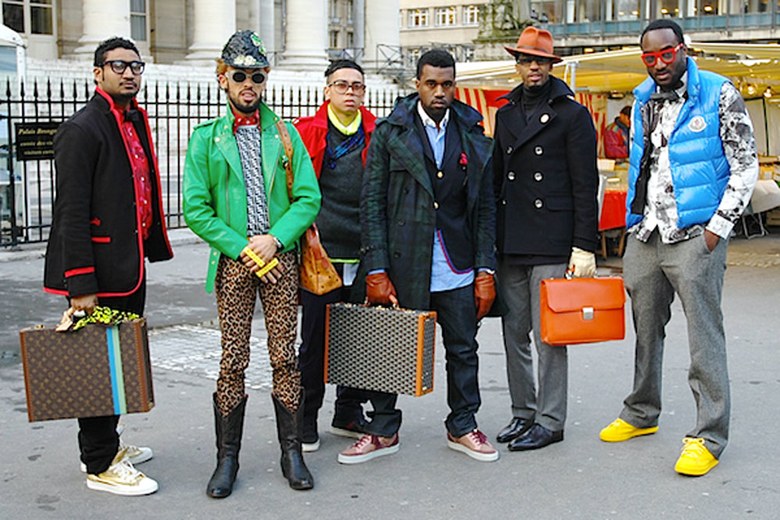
[447,429,499,462]
[337,433,399,464]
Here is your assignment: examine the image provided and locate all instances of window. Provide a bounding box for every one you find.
[408,48,422,68]
[463,5,480,25]
[408,8,429,27]
[330,30,339,48]
[530,1,562,23]
[573,0,602,22]
[657,0,681,17]
[2,0,53,35]
[346,31,354,48]
[434,6,457,26]
[608,0,640,20]
[346,0,353,23]
[329,0,339,22]
[699,0,719,14]
[130,0,147,42]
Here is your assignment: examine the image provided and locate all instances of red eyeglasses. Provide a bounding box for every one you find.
[640,43,684,67]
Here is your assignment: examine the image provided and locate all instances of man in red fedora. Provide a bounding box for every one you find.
[492,26,599,451]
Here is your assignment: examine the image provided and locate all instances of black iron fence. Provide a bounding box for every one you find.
[0,77,404,247]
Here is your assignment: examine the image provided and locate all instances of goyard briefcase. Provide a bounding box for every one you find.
[324,303,437,396]
[20,318,154,422]
[539,277,626,346]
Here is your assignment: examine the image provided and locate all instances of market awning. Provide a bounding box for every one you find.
[456,42,780,97]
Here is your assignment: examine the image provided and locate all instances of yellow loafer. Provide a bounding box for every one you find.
[599,418,659,442]
[674,437,719,476]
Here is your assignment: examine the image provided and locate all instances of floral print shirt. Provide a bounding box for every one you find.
[632,76,759,243]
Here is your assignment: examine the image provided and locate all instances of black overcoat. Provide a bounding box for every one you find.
[44,92,172,298]
[493,76,598,257]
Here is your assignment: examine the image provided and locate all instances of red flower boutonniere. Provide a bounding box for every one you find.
[459,152,468,168]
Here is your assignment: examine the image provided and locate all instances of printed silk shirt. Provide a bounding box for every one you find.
[632,76,759,244]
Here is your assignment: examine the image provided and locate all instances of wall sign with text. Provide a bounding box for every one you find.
[15,122,61,161]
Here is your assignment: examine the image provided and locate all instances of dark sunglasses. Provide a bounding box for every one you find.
[328,80,366,94]
[227,70,267,84]
[101,60,145,75]
[641,43,684,67]
[515,54,554,65]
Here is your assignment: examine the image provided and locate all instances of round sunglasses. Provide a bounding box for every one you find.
[226,70,268,85]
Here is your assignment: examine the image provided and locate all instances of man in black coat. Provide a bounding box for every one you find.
[492,27,598,451]
[44,37,173,495]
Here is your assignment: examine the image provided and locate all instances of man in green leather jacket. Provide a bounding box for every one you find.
[183,30,320,498]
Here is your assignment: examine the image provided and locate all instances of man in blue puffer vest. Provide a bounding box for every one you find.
[599,19,758,477]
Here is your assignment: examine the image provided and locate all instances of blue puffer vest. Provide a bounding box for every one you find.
[626,58,730,230]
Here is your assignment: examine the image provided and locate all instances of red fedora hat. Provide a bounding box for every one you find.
[504,26,562,63]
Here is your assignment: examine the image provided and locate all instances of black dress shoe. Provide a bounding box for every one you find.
[507,424,563,451]
[496,417,533,443]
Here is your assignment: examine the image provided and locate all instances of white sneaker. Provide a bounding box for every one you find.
[85,452,159,496]
[80,430,153,472]
[302,439,321,452]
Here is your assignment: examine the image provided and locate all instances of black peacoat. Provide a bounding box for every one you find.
[492,76,598,258]
[44,91,173,298]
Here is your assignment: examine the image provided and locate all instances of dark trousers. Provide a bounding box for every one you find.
[76,281,146,475]
[366,284,481,438]
[299,270,368,425]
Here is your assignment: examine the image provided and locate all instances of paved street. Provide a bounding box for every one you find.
[1,229,780,519]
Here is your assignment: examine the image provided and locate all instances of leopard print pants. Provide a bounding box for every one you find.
[214,252,301,416]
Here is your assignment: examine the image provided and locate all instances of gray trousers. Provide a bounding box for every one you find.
[498,259,568,431]
[621,231,730,458]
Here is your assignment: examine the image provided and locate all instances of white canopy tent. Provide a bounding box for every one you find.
[0,24,26,80]
[456,42,780,155]
[457,42,780,95]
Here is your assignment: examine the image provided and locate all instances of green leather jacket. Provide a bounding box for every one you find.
[183,102,321,292]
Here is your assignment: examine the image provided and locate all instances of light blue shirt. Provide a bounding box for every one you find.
[417,102,474,293]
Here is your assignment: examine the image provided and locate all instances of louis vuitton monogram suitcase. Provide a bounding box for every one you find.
[20,319,154,422]
[324,303,436,397]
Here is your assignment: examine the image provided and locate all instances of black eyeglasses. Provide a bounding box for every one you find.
[101,60,145,75]
[515,54,553,66]
[328,80,366,94]
[226,70,267,84]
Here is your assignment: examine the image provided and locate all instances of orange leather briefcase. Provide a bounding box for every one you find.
[539,277,626,346]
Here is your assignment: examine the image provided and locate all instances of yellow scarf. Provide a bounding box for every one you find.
[327,103,362,136]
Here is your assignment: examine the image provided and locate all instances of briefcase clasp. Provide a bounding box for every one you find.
[582,307,594,320]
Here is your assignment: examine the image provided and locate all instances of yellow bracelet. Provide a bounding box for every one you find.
[242,246,279,278]
[255,257,279,278]
[242,246,265,267]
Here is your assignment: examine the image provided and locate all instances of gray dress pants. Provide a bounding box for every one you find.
[620,231,730,458]
[498,259,568,432]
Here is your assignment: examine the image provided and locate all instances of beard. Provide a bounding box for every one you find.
[228,91,261,114]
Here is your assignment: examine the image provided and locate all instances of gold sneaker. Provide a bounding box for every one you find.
[599,418,659,442]
[86,450,159,496]
[674,438,719,476]
[80,439,153,472]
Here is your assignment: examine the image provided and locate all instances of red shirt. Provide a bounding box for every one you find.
[121,113,153,239]
[96,87,153,239]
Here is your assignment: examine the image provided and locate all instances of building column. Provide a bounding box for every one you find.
[72,0,130,57]
[258,0,276,64]
[363,0,400,71]
[280,0,329,70]
[185,0,236,61]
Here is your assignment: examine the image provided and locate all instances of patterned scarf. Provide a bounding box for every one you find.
[325,125,365,170]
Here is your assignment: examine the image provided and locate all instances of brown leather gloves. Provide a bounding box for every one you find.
[474,271,496,320]
[365,272,399,306]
